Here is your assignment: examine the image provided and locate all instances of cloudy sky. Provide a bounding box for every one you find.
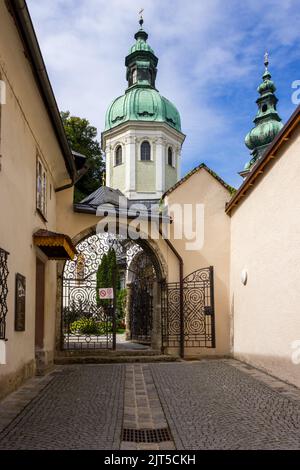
[27,0,300,187]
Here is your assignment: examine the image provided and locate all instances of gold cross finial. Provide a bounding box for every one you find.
[139,8,144,27]
[264,51,269,70]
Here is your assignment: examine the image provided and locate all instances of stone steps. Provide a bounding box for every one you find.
[54,354,180,365]
[56,349,162,357]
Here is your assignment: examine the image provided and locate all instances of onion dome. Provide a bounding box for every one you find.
[244,53,283,168]
[104,16,181,132]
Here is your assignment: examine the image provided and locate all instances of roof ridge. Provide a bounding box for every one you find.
[162,162,236,198]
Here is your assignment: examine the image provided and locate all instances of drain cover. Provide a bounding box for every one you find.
[122,428,172,443]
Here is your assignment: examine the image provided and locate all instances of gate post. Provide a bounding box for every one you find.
[209,266,216,348]
[112,299,117,351]
[151,280,162,351]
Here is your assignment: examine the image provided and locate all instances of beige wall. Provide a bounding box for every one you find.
[230,126,300,388]
[165,168,232,356]
[0,2,70,398]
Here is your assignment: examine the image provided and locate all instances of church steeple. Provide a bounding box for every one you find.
[242,53,283,176]
[125,15,158,90]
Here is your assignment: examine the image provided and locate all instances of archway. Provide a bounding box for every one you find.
[59,227,167,353]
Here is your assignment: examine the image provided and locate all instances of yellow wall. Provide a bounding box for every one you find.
[136,158,156,193]
[111,161,126,194]
[165,168,232,356]
[0,2,70,398]
[230,126,300,388]
[165,161,177,191]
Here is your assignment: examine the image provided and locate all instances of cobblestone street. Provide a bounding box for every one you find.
[0,360,300,450]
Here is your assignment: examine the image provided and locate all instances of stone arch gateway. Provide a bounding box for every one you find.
[57,227,168,353]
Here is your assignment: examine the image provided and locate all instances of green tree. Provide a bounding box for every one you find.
[96,249,119,307]
[61,111,104,202]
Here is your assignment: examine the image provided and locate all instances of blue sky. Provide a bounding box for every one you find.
[27,0,300,187]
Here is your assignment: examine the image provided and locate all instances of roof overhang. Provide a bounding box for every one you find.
[162,163,235,199]
[102,120,186,148]
[73,203,172,224]
[7,0,77,183]
[33,230,77,260]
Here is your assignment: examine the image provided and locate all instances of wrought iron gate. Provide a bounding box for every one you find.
[62,277,114,350]
[130,277,153,343]
[162,266,215,349]
[61,233,157,350]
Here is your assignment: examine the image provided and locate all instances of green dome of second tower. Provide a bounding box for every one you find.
[243,53,283,173]
[104,18,181,132]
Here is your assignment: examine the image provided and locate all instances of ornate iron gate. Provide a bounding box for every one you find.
[162,266,215,349]
[62,233,156,350]
[62,276,114,350]
[130,277,153,343]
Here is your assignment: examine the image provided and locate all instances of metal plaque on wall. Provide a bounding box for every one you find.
[15,273,26,331]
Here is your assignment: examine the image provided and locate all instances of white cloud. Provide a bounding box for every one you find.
[27,0,300,185]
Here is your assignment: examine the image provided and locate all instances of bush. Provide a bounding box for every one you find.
[70,318,108,335]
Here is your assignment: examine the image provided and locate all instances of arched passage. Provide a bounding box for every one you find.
[57,225,168,353]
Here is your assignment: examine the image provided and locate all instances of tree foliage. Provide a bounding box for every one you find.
[96,249,120,307]
[61,111,104,202]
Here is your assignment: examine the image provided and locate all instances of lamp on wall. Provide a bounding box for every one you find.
[241,269,248,285]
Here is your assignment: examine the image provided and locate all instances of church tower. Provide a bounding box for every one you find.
[102,16,185,201]
[241,53,283,177]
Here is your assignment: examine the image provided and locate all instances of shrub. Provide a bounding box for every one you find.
[70,318,101,335]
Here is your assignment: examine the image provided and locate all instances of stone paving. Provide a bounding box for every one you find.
[121,364,175,450]
[0,359,300,450]
[0,365,124,450]
[151,360,300,450]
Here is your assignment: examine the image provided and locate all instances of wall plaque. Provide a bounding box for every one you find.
[15,273,26,331]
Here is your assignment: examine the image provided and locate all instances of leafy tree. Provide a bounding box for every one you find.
[61,111,105,202]
[96,249,120,307]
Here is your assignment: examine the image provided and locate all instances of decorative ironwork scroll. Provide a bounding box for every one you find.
[162,266,215,349]
[62,233,155,350]
[129,253,155,343]
[0,248,9,340]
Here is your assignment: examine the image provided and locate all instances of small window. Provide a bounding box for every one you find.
[141,141,151,161]
[132,69,137,84]
[168,147,173,166]
[36,157,47,217]
[115,145,122,166]
[262,104,268,112]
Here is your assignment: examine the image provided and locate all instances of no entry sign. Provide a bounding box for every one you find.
[99,288,114,300]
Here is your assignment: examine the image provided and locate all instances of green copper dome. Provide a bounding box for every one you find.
[105,87,181,131]
[129,37,155,54]
[245,119,283,150]
[104,18,182,133]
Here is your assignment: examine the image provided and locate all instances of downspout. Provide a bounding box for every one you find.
[159,229,184,359]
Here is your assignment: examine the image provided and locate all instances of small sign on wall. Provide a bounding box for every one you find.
[99,288,114,300]
[15,273,26,331]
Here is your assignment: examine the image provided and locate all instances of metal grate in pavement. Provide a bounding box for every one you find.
[122,428,172,443]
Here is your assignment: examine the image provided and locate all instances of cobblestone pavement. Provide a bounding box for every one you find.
[151,360,300,450]
[0,365,124,450]
[1,360,300,450]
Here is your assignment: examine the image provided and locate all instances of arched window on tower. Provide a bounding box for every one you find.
[132,69,137,84]
[115,145,122,166]
[168,147,173,166]
[141,141,151,161]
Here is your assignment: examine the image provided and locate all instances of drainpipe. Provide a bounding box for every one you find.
[159,229,184,359]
